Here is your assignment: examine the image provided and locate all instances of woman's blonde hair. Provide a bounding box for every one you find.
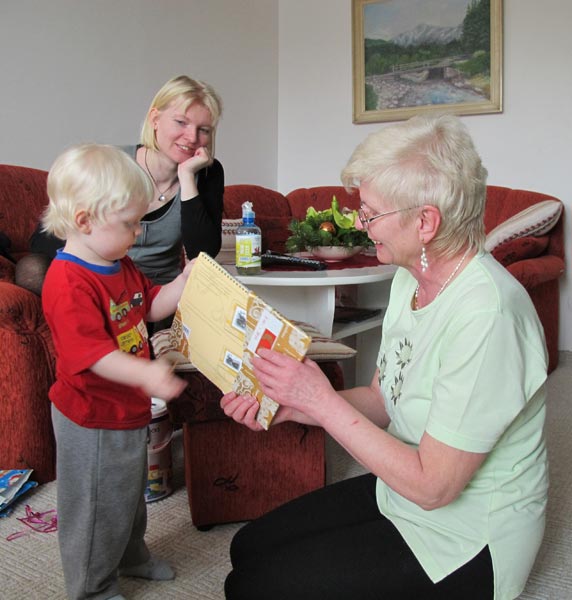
[140,75,223,151]
[42,144,153,239]
[341,114,488,258]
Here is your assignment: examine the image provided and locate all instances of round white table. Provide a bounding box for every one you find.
[227,263,397,386]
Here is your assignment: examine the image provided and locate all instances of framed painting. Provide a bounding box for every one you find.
[352,0,503,123]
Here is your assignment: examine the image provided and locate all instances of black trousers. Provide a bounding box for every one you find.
[225,473,493,600]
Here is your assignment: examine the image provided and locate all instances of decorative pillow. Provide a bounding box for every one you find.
[491,235,550,267]
[215,218,243,265]
[293,321,357,361]
[485,200,562,252]
[151,328,197,371]
[150,321,356,372]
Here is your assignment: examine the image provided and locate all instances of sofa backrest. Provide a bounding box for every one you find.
[0,165,49,259]
[286,186,360,219]
[224,184,293,253]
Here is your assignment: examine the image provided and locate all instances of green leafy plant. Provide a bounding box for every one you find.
[286,196,372,253]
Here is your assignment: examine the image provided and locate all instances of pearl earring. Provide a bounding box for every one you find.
[420,246,428,272]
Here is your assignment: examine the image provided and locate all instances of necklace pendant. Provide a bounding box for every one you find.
[158,194,166,202]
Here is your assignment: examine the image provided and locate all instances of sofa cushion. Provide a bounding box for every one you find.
[491,235,550,267]
[215,218,243,264]
[216,215,294,260]
[484,200,562,252]
[290,321,357,361]
[151,323,356,370]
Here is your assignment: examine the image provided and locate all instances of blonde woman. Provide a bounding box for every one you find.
[22,75,224,301]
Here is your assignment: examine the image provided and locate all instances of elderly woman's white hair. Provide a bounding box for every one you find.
[341,113,488,258]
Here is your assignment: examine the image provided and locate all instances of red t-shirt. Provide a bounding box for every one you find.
[42,253,162,429]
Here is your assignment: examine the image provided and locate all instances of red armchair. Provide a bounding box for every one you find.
[0,165,56,483]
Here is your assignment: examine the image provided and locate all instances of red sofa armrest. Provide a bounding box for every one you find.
[506,255,565,289]
[0,281,57,482]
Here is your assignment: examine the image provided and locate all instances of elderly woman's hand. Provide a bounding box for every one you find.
[252,349,334,420]
[220,391,265,432]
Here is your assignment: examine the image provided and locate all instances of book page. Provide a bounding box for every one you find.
[171,253,249,393]
[233,293,311,429]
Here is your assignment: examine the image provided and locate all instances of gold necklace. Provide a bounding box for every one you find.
[413,247,471,310]
[144,149,178,202]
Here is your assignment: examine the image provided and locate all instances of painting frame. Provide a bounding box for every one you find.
[352,0,503,124]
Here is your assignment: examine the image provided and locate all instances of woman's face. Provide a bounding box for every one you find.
[151,99,213,163]
[358,181,418,268]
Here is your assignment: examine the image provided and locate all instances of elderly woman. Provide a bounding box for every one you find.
[221,114,548,600]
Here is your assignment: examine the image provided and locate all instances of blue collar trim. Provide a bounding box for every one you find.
[55,250,121,275]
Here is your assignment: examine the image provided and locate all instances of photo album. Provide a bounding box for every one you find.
[168,252,311,429]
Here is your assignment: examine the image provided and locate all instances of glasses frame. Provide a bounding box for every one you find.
[358,204,416,231]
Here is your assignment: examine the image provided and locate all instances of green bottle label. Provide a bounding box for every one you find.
[236,234,261,268]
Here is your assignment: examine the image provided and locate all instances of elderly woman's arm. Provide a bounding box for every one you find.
[250,349,487,511]
[221,361,390,431]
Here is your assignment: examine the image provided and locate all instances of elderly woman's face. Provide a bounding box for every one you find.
[358,181,418,268]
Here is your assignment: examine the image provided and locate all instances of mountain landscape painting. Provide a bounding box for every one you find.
[352,0,502,123]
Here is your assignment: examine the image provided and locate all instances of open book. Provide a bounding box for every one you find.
[169,252,311,429]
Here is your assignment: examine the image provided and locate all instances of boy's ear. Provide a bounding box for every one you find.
[75,210,92,234]
[418,205,441,244]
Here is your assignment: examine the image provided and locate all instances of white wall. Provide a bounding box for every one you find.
[278,0,572,351]
[0,0,278,187]
[0,0,570,350]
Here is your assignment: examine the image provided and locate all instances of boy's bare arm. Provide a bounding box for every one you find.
[146,260,194,323]
[91,351,187,401]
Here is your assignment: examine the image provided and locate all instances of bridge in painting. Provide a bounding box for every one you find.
[377,55,471,80]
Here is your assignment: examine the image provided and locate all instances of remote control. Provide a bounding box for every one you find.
[261,251,327,270]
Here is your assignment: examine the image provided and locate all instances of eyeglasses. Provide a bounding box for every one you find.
[358,204,416,231]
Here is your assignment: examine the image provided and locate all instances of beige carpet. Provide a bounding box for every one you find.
[2,353,571,599]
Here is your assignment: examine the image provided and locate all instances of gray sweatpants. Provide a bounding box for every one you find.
[51,405,150,600]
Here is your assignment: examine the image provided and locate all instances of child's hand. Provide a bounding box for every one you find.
[182,258,195,278]
[141,358,187,401]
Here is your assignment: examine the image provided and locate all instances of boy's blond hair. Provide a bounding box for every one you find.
[42,144,154,240]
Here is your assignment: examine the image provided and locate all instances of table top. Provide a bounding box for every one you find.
[227,264,397,287]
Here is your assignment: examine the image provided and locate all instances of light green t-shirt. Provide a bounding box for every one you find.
[376,252,548,600]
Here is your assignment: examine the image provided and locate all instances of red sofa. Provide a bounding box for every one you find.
[0,165,565,508]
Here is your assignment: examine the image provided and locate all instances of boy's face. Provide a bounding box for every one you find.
[83,198,147,265]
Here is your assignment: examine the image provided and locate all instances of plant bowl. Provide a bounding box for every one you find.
[309,246,364,262]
